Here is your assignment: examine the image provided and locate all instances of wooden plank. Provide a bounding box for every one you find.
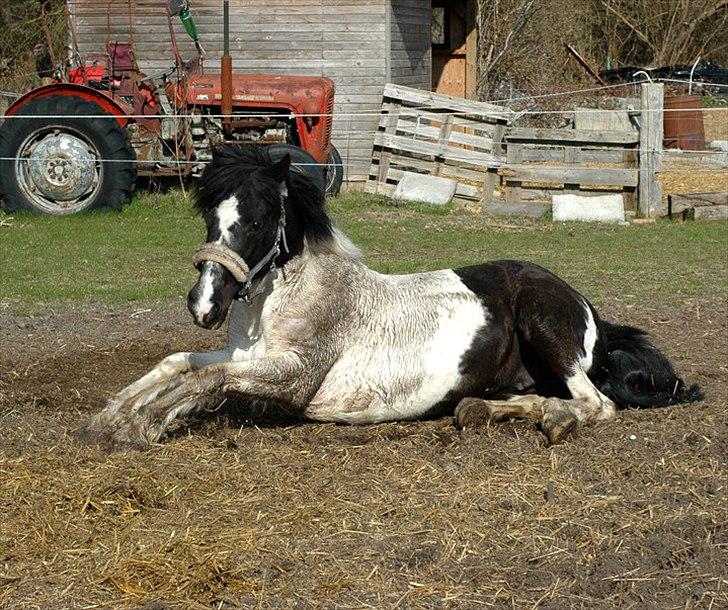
[433,115,454,177]
[638,83,664,217]
[669,192,728,216]
[517,186,631,202]
[522,149,624,163]
[465,0,477,100]
[690,205,728,220]
[374,102,401,191]
[623,148,638,210]
[380,120,494,151]
[505,144,524,204]
[481,168,501,207]
[392,109,498,135]
[371,150,490,182]
[506,127,639,146]
[564,147,580,195]
[491,123,506,158]
[382,83,512,121]
[500,164,638,187]
[374,132,503,167]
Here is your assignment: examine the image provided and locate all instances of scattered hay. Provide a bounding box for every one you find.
[0,297,726,608]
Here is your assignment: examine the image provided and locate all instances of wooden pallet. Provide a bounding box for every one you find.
[491,127,640,214]
[366,84,512,203]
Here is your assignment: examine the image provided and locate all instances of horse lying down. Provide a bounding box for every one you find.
[81,145,702,450]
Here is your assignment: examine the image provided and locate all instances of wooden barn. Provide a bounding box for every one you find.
[69,0,478,183]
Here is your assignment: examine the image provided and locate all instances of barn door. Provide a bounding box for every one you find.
[431,0,469,98]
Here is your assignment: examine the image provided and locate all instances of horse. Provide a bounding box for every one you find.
[80,145,702,451]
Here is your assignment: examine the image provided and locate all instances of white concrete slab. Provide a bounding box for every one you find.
[552,193,626,223]
[393,172,457,206]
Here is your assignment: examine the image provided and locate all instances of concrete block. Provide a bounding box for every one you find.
[552,193,625,223]
[483,202,548,218]
[393,172,457,206]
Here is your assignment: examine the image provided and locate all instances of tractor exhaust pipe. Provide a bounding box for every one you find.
[221,0,233,137]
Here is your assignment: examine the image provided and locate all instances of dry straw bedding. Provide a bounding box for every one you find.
[0,296,726,609]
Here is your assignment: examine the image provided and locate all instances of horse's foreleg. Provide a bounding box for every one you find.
[81,349,234,448]
[89,354,313,450]
[105,349,236,414]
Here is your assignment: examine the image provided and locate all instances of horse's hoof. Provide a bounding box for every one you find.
[454,397,497,429]
[76,423,109,448]
[540,407,579,445]
[77,413,150,452]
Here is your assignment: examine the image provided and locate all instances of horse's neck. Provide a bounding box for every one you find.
[302,226,363,261]
[230,227,364,336]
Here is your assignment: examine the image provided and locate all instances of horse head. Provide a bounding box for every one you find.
[187,144,330,329]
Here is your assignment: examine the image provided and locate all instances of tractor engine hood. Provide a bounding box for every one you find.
[177,74,335,116]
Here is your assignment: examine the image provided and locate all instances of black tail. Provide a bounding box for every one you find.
[598,321,703,408]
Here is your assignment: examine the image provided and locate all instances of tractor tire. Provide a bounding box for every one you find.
[268,143,326,196]
[0,95,136,215]
[324,145,343,197]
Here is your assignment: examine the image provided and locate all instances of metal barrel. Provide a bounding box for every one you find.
[664,95,706,151]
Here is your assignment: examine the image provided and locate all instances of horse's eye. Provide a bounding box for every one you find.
[251,220,263,230]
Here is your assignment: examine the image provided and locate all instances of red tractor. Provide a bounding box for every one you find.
[0,0,342,215]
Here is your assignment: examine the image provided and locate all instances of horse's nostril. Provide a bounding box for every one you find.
[208,302,221,319]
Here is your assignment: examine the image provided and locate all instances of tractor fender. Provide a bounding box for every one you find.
[4,83,131,127]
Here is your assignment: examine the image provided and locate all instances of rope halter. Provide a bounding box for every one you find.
[192,201,289,303]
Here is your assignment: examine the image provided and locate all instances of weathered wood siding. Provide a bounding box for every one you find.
[388,0,431,90]
[69,0,407,182]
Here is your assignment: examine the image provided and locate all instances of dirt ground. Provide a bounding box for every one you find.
[0,295,726,609]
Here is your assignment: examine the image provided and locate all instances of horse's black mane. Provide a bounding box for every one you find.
[195,144,333,242]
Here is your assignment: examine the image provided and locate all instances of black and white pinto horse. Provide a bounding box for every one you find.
[82,145,702,450]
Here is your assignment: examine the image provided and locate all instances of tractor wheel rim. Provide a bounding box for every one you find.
[16,127,102,213]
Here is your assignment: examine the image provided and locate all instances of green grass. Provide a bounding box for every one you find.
[1,189,726,310]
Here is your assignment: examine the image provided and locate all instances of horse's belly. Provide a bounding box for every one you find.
[305,294,488,423]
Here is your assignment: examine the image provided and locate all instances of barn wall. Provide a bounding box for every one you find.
[388,0,431,90]
[69,0,391,182]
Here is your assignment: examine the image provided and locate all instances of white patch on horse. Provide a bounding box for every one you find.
[226,299,268,361]
[306,269,487,423]
[564,366,617,421]
[407,288,488,412]
[193,261,216,322]
[580,300,598,372]
[216,195,240,243]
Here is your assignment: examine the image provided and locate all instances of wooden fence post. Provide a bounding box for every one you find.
[638,83,664,217]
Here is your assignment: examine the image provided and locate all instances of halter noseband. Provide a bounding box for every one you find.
[192,201,289,303]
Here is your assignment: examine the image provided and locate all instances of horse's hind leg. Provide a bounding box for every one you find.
[513,283,617,444]
[454,395,545,429]
[540,367,617,444]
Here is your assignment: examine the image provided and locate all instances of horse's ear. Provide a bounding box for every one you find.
[268,153,291,183]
